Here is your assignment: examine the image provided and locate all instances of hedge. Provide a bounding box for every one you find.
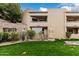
[0,32,19,42]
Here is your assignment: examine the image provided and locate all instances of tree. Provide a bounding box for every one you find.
[0,3,22,23]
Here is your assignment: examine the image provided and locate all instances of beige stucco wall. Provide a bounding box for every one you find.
[70,34,79,38]
[0,19,26,32]
[47,9,66,39]
[22,10,31,30]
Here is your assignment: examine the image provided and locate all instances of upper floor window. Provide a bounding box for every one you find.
[31,16,47,22]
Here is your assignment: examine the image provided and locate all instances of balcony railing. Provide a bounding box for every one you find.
[66,21,79,27]
[29,21,48,27]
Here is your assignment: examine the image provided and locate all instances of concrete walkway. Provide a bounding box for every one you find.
[0,41,24,46]
[28,39,55,41]
[65,41,79,45]
[0,39,55,47]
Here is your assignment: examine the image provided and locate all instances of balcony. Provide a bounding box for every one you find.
[29,22,48,27]
[66,21,79,27]
[28,16,48,27]
[66,16,79,27]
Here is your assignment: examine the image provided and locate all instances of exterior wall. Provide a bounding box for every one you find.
[0,19,26,32]
[70,34,79,38]
[47,9,66,39]
[22,10,32,30]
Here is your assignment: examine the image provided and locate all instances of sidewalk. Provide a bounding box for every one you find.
[0,39,55,47]
[0,41,24,46]
[65,41,79,45]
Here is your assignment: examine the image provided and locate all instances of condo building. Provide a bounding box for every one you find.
[0,8,79,39]
[22,9,79,39]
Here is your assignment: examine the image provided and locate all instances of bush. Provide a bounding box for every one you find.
[0,32,3,41]
[66,32,72,38]
[27,30,36,39]
[2,32,9,41]
[0,32,20,42]
[8,32,12,41]
[10,32,19,41]
[14,32,19,41]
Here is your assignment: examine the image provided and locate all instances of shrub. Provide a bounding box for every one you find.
[14,32,19,41]
[66,32,72,38]
[0,32,20,42]
[0,32,3,41]
[2,32,9,41]
[27,30,36,39]
[10,32,19,41]
[8,32,13,41]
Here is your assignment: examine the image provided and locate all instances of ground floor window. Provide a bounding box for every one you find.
[3,28,17,32]
[67,27,78,34]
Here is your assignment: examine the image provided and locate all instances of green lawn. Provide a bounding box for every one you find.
[0,40,79,56]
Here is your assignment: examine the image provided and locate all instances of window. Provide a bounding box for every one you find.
[31,16,47,22]
[67,28,78,34]
[3,28,17,32]
[73,28,78,34]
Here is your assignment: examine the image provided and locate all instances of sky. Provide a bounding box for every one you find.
[20,3,60,11]
[20,3,79,12]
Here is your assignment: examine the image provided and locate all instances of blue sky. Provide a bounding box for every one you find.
[20,3,79,11]
[20,3,61,10]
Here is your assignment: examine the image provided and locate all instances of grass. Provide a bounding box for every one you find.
[0,40,79,56]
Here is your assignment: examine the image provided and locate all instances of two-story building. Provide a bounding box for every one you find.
[22,9,79,39]
[0,8,79,39]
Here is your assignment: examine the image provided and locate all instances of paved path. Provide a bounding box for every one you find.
[0,41,24,46]
[65,41,79,45]
[0,39,55,47]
